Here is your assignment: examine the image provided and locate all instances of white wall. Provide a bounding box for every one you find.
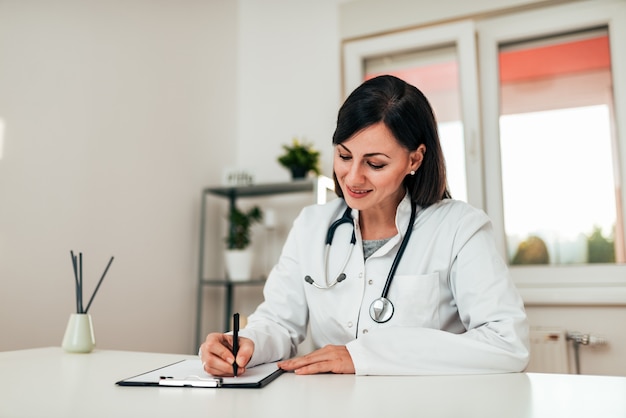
[237,0,340,181]
[339,0,554,39]
[0,0,342,355]
[0,0,239,354]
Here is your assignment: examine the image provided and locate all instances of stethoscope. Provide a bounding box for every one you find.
[304,201,417,323]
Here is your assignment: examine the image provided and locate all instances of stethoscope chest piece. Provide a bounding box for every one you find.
[369,297,394,323]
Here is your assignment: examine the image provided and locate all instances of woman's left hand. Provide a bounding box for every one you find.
[277,345,355,375]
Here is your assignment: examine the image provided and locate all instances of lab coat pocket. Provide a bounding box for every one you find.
[387,272,440,328]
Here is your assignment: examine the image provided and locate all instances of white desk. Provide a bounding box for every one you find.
[1,347,625,418]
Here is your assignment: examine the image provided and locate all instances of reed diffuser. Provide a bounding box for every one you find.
[61,251,114,353]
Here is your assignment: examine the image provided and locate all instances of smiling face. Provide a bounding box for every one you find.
[333,122,425,215]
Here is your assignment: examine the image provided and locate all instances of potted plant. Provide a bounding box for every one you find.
[224,205,263,281]
[277,138,321,179]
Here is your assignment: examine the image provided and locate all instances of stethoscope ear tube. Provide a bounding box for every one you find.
[305,206,355,289]
[325,206,354,245]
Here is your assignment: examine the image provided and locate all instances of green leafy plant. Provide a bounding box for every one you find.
[587,225,615,263]
[225,205,263,250]
[277,138,321,178]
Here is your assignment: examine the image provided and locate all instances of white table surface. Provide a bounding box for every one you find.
[1,347,625,418]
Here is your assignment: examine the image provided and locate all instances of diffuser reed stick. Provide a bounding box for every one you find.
[69,251,114,314]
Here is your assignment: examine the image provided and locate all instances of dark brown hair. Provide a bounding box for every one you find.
[332,75,450,207]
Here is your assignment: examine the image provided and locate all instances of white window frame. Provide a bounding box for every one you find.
[478,0,626,305]
[343,0,626,305]
[343,21,485,210]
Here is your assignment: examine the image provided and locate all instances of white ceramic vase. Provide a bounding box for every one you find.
[62,313,96,353]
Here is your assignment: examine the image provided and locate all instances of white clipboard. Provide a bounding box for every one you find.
[116,359,284,389]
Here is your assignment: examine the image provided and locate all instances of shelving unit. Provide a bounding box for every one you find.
[194,176,334,349]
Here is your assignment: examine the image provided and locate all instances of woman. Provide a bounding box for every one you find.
[200,75,529,376]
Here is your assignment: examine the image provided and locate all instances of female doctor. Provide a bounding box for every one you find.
[199,75,530,376]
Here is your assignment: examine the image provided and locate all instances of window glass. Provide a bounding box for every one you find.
[498,29,624,265]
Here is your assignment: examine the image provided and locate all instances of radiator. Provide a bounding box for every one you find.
[526,327,608,374]
[526,327,571,373]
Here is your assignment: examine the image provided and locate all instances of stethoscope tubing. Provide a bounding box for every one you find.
[305,201,418,323]
[379,200,417,300]
[323,243,348,287]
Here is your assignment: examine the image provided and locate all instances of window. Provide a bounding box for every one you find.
[344,0,626,304]
[497,29,623,266]
[479,0,626,303]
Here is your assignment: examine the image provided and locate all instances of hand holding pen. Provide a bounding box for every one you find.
[199,313,253,377]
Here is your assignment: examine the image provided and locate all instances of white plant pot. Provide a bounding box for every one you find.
[224,249,253,281]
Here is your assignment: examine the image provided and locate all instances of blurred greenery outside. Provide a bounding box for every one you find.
[510,225,616,265]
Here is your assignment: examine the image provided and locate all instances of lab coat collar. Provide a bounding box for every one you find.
[347,192,419,247]
[395,193,419,240]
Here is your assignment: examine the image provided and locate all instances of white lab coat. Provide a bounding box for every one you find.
[240,195,530,375]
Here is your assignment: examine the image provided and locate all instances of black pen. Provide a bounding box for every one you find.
[232,313,240,377]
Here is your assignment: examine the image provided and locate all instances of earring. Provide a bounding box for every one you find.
[410,170,416,176]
